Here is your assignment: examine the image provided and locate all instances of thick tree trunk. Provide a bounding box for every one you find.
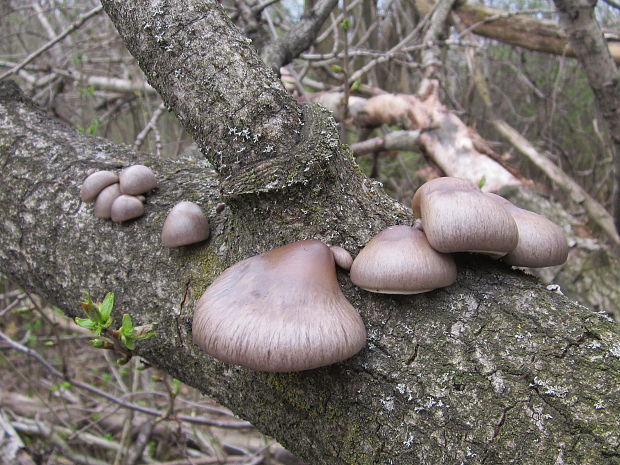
[1,1,620,463]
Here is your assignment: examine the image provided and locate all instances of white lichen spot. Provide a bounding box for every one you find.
[263,145,274,153]
[546,284,563,295]
[380,396,395,412]
[533,376,568,398]
[609,343,620,358]
[594,399,605,410]
[403,432,415,447]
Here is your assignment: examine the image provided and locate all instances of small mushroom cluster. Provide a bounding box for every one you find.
[80,165,157,222]
[349,177,568,294]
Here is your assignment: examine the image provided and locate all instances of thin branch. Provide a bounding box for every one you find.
[133,102,167,153]
[261,0,339,72]
[0,330,253,429]
[0,6,104,81]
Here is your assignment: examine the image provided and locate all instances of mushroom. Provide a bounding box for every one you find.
[192,240,367,372]
[415,178,519,257]
[161,201,210,247]
[119,165,157,195]
[110,195,145,222]
[411,176,476,218]
[350,225,456,294]
[485,193,568,267]
[80,170,119,202]
[329,245,353,270]
[93,183,121,219]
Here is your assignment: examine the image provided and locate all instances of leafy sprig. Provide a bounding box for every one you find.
[76,292,156,364]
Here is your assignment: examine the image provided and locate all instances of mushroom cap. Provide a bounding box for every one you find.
[93,183,121,219]
[420,188,519,257]
[80,170,119,202]
[329,245,353,270]
[485,194,568,267]
[350,225,457,294]
[110,195,145,222]
[119,165,157,195]
[192,240,367,372]
[161,201,210,247]
[412,177,476,218]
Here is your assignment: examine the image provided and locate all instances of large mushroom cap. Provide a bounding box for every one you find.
[80,170,119,202]
[119,165,157,195]
[412,177,476,218]
[161,201,210,247]
[192,240,367,372]
[350,225,456,294]
[485,194,569,267]
[419,186,519,257]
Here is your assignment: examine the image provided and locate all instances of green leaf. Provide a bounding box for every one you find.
[75,317,97,330]
[331,64,343,73]
[89,338,105,348]
[121,314,133,336]
[350,80,362,92]
[172,378,182,396]
[99,292,115,325]
[340,18,350,31]
[80,293,102,322]
[133,323,156,341]
[478,176,487,189]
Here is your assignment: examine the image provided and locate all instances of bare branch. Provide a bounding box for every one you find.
[0,6,104,81]
[261,0,339,72]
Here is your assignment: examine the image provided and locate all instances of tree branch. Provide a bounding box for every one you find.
[552,0,620,234]
[0,6,104,81]
[2,74,620,464]
[261,0,339,73]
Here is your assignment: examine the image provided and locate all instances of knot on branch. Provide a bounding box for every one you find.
[219,104,340,196]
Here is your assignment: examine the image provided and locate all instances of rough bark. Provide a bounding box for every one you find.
[553,0,620,236]
[501,185,620,321]
[1,1,620,464]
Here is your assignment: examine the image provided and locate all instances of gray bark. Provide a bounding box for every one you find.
[1,1,620,463]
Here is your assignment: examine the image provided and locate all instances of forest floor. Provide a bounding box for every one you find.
[0,275,304,465]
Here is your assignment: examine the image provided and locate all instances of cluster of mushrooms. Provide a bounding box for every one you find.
[80,165,157,222]
[82,169,568,373]
[81,166,210,247]
[192,177,569,373]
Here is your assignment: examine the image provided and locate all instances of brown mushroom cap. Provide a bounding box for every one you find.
[110,195,145,222]
[80,171,119,202]
[161,201,210,247]
[485,193,569,267]
[93,183,121,219]
[412,177,477,218]
[329,245,353,270]
[419,186,519,257]
[119,165,157,195]
[192,240,367,372]
[350,225,457,294]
